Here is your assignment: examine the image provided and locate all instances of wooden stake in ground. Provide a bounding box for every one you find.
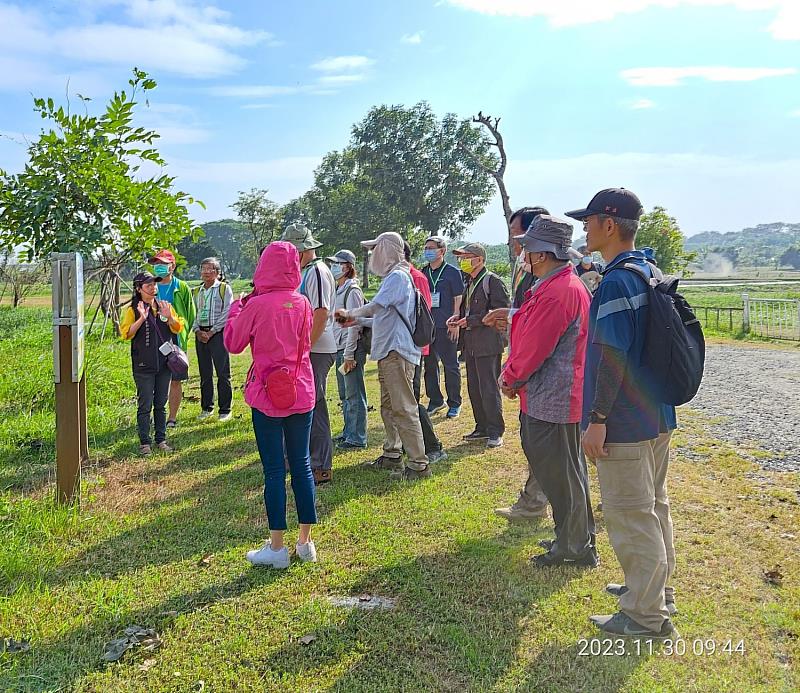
[52,252,89,505]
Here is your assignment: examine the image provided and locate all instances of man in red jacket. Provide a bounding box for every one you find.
[499,215,597,568]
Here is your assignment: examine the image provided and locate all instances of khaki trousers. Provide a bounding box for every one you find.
[378,351,428,471]
[594,431,675,631]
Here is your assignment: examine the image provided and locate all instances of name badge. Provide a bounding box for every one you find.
[431,292,441,309]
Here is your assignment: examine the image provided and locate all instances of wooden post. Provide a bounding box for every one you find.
[52,252,87,506]
[55,326,81,505]
[742,294,750,332]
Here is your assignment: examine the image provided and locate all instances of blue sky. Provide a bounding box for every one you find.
[1,0,798,243]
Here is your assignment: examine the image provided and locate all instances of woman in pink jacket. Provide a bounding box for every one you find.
[224,241,318,568]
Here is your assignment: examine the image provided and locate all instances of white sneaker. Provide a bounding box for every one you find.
[219,412,232,422]
[487,437,504,448]
[198,410,213,421]
[246,542,290,568]
[296,540,317,563]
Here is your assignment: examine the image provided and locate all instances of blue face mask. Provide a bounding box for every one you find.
[582,256,593,265]
[423,249,440,263]
[152,263,170,277]
[331,263,344,279]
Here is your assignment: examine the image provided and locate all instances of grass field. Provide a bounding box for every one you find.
[1,306,799,692]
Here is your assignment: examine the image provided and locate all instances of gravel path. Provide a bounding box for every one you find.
[687,344,800,472]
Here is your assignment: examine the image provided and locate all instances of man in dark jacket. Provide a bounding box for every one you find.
[448,242,510,448]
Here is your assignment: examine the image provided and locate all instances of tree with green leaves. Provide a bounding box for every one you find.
[230,188,282,261]
[0,68,203,334]
[178,219,255,279]
[636,207,696,276]
[779,246,800,269]
[352,102,497,242]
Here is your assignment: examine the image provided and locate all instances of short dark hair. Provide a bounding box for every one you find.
[509,206,550,231]
[403,241,412,261]
[599,214,639,242]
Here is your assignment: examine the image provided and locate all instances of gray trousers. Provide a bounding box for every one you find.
[464,352,504,438]
[520,414,595,559]
[310,351,335,471]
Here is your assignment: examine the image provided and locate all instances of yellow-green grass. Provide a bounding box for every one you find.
[0,306,797,691]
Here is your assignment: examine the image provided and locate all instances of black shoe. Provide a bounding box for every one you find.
[337,440,367,450]
[390,465,432,481]
[538,539,555,551]
[462,430,489,441]
[531,549,599,569]
[427,402,446,415]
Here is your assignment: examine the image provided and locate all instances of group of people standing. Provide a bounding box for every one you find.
[121,185,680,642]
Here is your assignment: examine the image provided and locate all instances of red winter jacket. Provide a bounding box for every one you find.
[501,264,590,422]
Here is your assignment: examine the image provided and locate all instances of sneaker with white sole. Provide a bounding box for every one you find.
[219,412,232,422]
[246,542,290,568]
[487,437,504,448]
[590,611,679,639]
[427,449,448,464]
[198,410,213,421]
[296,540,317,563]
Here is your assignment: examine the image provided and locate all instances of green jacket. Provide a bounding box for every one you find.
[169,278,195,352]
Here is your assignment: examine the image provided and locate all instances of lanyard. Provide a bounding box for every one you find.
[300,258,322,293]
[425,264,446,292]
[466,268,487,305]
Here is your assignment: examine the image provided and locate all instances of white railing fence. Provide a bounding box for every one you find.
[742,294,800,341]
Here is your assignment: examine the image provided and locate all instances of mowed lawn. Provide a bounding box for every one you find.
[0,307,798,692]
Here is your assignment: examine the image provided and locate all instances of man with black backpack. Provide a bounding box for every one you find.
[335,231,432,481]
[566,188,680,641]
[449,242,510,449]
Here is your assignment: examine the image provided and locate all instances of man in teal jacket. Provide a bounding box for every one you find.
[149,249,196,428]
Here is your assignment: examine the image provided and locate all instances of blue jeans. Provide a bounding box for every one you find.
[251,408,317,531]
[335,349,368,446]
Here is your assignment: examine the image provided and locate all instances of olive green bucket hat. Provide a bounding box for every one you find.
[281,221,322,251]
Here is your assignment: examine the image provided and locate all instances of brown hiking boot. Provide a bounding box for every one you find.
[313,469,332,485]
[363,455,402,471]
[494,504,548,522]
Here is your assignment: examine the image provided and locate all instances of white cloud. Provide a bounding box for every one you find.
[0,0,272,81]
[317,74,366,85]
[630,98,656,109]
[622,66,797,86]
[310,55,374,72]
[401,32,424,44]
[444,1,800,40]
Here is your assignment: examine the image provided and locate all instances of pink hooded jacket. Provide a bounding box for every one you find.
[224,242,315,417]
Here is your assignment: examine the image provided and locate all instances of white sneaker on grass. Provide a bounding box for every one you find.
[246,542,290,569]
[296,540,318,563]
[219,412,232,422]
[198,410,213,421]
[487,437,504,448]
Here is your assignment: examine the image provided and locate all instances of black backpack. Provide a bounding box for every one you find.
[391,270,435,348]
[343,284,372,354]
[617,263,705,406]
